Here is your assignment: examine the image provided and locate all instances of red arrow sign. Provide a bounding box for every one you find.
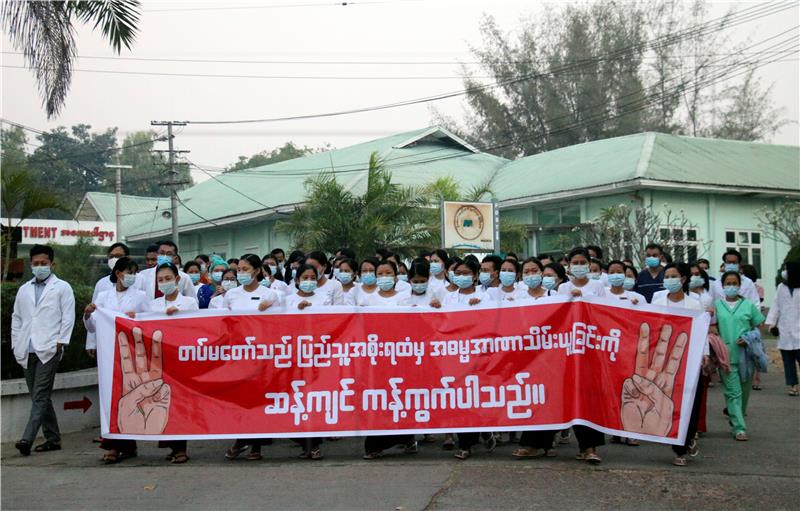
[64,396,92,413]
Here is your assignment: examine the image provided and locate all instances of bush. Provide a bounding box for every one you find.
[1,281,96,380]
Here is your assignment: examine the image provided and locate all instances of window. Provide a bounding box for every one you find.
[535,205,581,226]
[725,229,762,275]
[659,226,700,263]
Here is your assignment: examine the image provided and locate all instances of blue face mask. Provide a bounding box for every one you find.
[237,272,253,286]
[32,265,51,281]
[570,265,589,279]
[478,272,493,286]
[157,255,172,266]
[430,262,444,275]
[523,274,542,289]
[158,281,177,296]
[689,276,704,289]
[499,271,516,287]
[291,268,298,279]
[448,270,456,283]
[397,274,409,282]
[336,272,353,285]
[189,274,201,284]
[211,271,223,283]
[454,275,474,289]
[411,282,428,294]
[645,256,661,269]
[221,280,237,292]
[260,278,272,288]
[588,272,601,280]
[663,277,683,293]
[299,280,317,293]
[122,273,137,288]
[724,263,739,273]
[542,276,557,290]
[623,277,636,290]
[360,272,377,286]
[377,276,396,291]
[607,273,626,287]
[724,285,740,298]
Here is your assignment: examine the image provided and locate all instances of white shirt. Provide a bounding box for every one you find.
[11,274,76,368]
[268,278,291,296]
[710,274,760,306]
[135,266,197,300]
[395,279,411,292]
[223,285,281,311]
[92,275,114,301]
[494,286,519,302]
[605,288,647,305]
[558,279,607,297]
[352,285,379,306]
[404,286,446,307]
[766,283,800,350]
[512,288,557,303]
[428,276,448,292]
[284,291,333,310]
[84,287,149,348]
[341,282,360,305]
[443,288,488,307]
[316,277,345,305]
[358,291,412,307]
[209,294,226,309]
[652,293,708,355]
[150,294,199,313]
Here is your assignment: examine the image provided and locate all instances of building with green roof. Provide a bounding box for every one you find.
[77,128,798,304]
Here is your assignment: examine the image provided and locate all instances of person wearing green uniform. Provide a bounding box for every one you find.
[713,271,765,441]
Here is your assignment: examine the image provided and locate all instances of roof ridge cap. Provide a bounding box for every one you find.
[634,132,657,179]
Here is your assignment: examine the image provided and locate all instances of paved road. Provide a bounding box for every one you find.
[2,354,798,510]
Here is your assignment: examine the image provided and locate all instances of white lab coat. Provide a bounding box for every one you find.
[135,266,197,300]
[11,275,76,368]
[86,275,114,352]
[766,283,800,351]
[83,287,149,348]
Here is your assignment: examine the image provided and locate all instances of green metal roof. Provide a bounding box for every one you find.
[493,132,800,203]
[84,129,799,240]
[123,126,508,238]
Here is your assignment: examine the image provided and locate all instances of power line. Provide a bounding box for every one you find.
[3,49,795,65]
[178,1,798,124]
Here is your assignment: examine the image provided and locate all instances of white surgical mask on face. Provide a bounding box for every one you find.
[107,257,120,271]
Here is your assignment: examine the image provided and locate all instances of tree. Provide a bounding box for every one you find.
[574,203,709,268]
[438,0,789,156]
[755,201,800,248]
[116,130,181,197]
[277,153,431,258]
[1,168,69,280]
[1,0,141,118]
[226,142,329,172]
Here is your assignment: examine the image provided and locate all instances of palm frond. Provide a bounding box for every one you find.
[2,1,75,118]
[69,0,140,52]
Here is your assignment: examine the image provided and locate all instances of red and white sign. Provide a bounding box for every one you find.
[95,297,709,445]
[3,218,116,245]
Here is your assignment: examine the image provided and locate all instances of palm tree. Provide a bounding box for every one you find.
[277,152,432,258]
[2,1,141,118]
[1,168,68,280]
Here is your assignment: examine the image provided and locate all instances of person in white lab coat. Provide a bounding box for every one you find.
[86,242,130,358]
[208,269,238,309]
[404,258,444,308]
[83,257,148,463]
[135,240,196,300]
[767,262,800,396]
[11,245,75,456]
[305,251,345,305]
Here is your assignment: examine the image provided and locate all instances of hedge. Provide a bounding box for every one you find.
[1,281,96,379]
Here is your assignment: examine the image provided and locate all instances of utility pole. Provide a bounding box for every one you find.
[104,164,132,242]
[150,121,188,245]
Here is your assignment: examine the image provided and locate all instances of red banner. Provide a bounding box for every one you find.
[95,297,709,445]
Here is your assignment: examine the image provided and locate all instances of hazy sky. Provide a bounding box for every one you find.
[2,0,798,185]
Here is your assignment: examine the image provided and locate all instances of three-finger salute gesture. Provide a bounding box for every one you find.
[620,323,687,437]
[117,327,171,434]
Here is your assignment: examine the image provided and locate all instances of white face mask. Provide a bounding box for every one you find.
[107,257,120,270]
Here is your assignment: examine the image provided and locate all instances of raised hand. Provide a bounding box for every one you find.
[117,327,171,435]
[620,323,687,437]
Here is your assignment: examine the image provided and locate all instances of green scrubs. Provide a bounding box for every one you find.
[714,298,765,435]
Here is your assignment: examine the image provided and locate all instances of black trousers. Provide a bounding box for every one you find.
[158,440,187,452]
[233,438,273,450]
[519,430,556,450]
[100,438,137,453]
[673,373,703,456]
[573,425,605,452]
[456,432,493,450]
[364,435,412,453]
